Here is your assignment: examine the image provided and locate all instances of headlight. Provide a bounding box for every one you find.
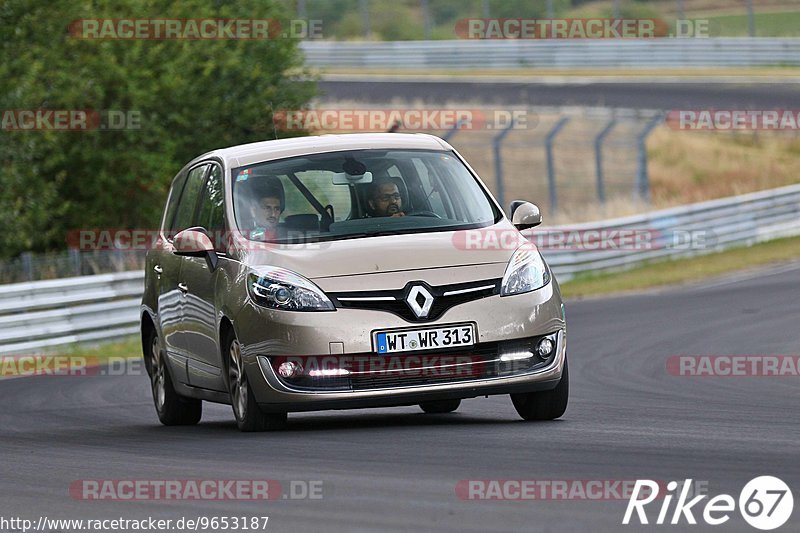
[248,267,335,311]
[500,245,551,296]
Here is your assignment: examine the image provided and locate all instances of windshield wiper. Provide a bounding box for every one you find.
[333,230,399,240]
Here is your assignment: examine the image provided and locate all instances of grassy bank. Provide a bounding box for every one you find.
[560,234,800,298]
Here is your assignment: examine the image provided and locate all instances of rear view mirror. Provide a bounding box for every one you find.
[510,201,542,230]
[173,228,218,270]
[332,171,373,185]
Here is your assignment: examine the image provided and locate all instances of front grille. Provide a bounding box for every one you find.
[329,278,501,322]
[268,334,557,392]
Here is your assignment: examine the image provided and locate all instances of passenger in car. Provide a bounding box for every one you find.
[247,176,285,239]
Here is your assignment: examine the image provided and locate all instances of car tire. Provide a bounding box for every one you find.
[511,358,569,421]
[147,331,202,426]
[224,330,288,432]
[419,399,461,414]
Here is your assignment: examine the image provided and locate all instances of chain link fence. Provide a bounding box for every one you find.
[0,249,146,284]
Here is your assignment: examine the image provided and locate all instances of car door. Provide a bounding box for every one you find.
[153,170,187,374]
[179,162,228,391]
[160,163,209,384]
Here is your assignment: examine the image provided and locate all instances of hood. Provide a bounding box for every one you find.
[237,220,526,280]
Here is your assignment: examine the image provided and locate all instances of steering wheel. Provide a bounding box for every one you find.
[409,210,442,218]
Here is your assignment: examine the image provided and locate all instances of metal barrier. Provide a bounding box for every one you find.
[1,183,799,353]
[0,271,143,354]
[300,38,800,69]
[539,183,800,280]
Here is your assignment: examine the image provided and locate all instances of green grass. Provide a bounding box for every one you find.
[560,235,800,298]
[699,11,800,37]
[63,335,141,360]
[1,336,141,378]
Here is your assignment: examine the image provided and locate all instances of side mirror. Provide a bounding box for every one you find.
[510,201,542,230]
[173,228,218,270]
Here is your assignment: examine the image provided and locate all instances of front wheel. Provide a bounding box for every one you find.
[148,331,202,426]
[225,331,287,432]
[511,359,569,421]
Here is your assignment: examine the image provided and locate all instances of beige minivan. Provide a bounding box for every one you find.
[140,133,568,431]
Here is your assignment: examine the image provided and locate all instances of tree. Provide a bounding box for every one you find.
[0,0,316,258]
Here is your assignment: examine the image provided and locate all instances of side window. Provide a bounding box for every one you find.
[196,164,224,231]
[161,171,188,233]
[196,164,226,250]
[170,164,208,236]
[387,165,402,178]
[413,158,449,216]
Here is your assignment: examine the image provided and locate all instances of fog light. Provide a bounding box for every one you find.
[536,338,554,358]
[277,361,302,379]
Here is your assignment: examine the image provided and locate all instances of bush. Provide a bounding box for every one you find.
[0,0,316,258]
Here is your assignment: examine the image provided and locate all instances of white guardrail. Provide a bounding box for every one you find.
[1,183,799,354]
[300,38,800,69]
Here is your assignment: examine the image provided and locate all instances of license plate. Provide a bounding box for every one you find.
[374,324,475,354]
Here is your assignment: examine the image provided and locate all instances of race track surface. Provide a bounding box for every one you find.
[1,264,798,532]
[319,79,800,110]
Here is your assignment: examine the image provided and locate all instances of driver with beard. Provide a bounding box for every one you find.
[367,178,406,217]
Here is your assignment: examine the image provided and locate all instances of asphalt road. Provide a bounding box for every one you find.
[319,80,800,110]
[1,264,798,532]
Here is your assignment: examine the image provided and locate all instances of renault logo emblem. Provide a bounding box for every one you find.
[406,285,434,319]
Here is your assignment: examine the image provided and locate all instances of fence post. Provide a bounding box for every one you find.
[492,119,516,210]
[594,117,617,205]
[442,119,462,141]
[359,0,370,38]
[545,116,570,213]
[69,248,82,277]
[636,113,663,203]
[21,252,34,281]
[421,0,431,40]
[746,0,755,37]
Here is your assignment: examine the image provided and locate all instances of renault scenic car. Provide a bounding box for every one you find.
[140,133,568,431]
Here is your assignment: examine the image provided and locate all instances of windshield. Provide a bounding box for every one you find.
[231,149,500,243]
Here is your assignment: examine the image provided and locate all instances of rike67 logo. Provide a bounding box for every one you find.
[623,476,793,530]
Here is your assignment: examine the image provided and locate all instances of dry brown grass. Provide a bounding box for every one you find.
[648,127,800,207]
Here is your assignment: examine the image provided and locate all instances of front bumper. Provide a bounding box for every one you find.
[235,280,566,411]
